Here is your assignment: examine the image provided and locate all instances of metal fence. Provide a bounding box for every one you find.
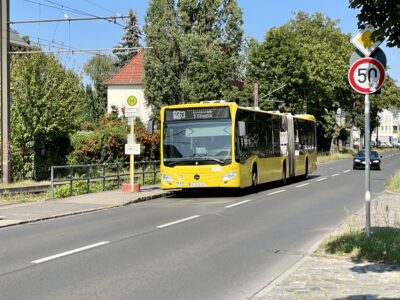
[50,161,160,200]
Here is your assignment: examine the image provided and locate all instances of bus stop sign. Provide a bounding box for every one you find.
[348,57,385,94]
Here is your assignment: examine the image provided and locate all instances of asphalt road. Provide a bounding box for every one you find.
[0,152,399,299]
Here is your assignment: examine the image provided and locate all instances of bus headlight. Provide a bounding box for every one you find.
[222,172,237,182]
[161,174,173,183]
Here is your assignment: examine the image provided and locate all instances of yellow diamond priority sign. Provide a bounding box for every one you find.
[350,25,382,57]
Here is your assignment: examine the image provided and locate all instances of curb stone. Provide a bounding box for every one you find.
[0,190,173,229]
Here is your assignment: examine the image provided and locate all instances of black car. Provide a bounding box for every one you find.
[353,150,382,170]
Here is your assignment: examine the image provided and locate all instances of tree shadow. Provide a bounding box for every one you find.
[349,262,400,274]
[334,295,398,300]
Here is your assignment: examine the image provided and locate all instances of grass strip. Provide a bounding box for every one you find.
[320,228,400,264]
[387,171,400,193]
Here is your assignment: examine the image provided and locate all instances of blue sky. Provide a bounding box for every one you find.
[10,0,400,83]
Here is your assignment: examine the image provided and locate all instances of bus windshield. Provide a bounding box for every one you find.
[163,119,232,166]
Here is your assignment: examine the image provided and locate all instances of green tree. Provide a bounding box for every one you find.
[113,9,142,68]
[245,12,355,150]
[349,0,400,48]
[143,0,244,113]
[83,54,117,122]
[143,0,181,115]
[11,51,85,180]
[178,0,244,103]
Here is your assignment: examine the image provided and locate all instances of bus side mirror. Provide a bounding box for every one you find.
[238,121,246,137]
[147,120,155,134]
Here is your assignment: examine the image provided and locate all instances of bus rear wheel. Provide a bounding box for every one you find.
[282,165,287,185]
[252,167,258,189]
[304,160,309,180]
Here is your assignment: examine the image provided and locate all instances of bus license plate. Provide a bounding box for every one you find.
[189,182,206,187]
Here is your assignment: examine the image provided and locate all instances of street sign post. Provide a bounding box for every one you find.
[125,95,139,192]
[124,143,141,155]
[349,48,387,69]
[348,27,386,236]
[125,107,139,118]
[348,57,386,94]
[350,25,383,57]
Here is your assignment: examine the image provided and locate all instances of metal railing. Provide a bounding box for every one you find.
[50,161,160,200]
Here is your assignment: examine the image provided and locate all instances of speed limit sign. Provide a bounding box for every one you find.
[348,57,385,94]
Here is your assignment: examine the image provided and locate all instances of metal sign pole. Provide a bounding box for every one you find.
[130,118,135,192]
[365,93,371,237]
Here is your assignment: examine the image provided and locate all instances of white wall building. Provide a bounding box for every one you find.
[103,51,152,124]
[371,109,400,146]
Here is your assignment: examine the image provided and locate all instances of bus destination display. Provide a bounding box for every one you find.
[165,107,230,121]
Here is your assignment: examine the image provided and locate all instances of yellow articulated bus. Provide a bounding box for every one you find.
[160,101,317,191]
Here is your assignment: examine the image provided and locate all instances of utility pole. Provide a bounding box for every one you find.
[0,0,11,184]
[253,81,259,107]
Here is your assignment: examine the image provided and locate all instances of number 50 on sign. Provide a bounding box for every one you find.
[348,57,385,94]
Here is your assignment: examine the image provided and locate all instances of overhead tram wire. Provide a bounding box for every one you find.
[23,0,94,17]
[20,33,81,51]
[10,47,153,55]
[83,0,119,15]
[21,0,125,27]
[43,0,125,27]
[10,15,128,24]
[12,34,147,57]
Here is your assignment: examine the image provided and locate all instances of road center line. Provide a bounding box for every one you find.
[32,241,109,264]
[267,190,285,196]
[316,177,327,182]
[296,183,309,188]
[343,170,351,173]
[331,173,339,177]
[225,199,252,208]
[157,215,200,229]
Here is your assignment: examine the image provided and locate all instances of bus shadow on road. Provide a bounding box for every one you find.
[254,174,319,193]
[169,175,319,198]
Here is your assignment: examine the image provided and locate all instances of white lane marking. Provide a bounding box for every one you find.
[296,183,309,188]
[32,241,109,264]
[225,199,252,208]
[316,177,327,182]
[267,190,285,196]
[157,215,200,229]
[343,170,351,173]
[331,173,339,177]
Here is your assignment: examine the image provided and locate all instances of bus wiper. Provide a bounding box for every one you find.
[165,157,226,166]
[164,159,194,167]
[195,156,225,165]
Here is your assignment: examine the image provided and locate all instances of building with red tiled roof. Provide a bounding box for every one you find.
[103,51,152,123]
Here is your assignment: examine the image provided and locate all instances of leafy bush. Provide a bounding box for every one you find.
[11,51,85,181]
[68,111,160,165]
[54,181,116,198]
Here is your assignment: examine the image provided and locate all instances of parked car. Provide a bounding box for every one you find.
[353,150,382,170]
